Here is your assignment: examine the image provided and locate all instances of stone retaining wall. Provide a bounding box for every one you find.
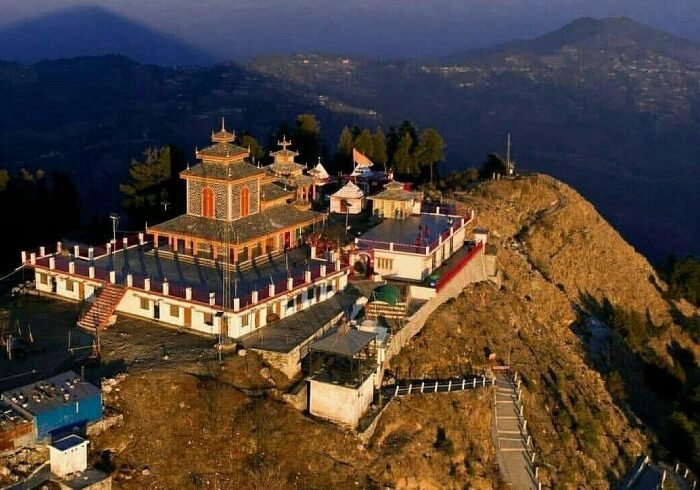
[384,247,489,367]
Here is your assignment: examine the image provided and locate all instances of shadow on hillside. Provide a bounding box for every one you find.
[575,292,699,470]
[0,5,213,66]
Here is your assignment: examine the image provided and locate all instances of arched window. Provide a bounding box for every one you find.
[202,187,215,218]
[240,187,250,217]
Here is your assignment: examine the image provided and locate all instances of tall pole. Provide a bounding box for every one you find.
[109,213,119,252]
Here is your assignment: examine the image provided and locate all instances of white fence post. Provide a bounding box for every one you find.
[473,378,476,388]
[420,381,424,393]
[394,385,399,396]
[434,381,438,393]
[462,378,466,390]
[448,380,452,392]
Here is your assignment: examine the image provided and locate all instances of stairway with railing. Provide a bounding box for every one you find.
[76,283,126,331]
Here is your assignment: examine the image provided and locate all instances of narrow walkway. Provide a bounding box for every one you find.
[384,375,494,397]
[493,371,538,490]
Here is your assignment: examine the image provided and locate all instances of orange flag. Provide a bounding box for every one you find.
[352,148,374,168]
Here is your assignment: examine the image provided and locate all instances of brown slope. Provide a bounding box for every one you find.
[391,174,665,488]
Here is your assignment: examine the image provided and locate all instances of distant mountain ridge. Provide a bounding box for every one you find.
[0,16,697,261]
[0,6,212,66]
[448,17,700,65]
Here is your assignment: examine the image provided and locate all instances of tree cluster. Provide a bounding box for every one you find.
[336,121,445,183]
[119,145,187,228]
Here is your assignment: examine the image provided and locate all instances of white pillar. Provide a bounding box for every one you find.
[106,243,112,254]
[68,262,75,274]
[209,292,215,305]
[109,271,116,284]
[304,270,312,283]
[320,264,327,277]
[126,274,133,287]
[233,297,240,311]
[144,278,151,291]
[185,287,192,300]
[21,251,27,263]
[56,242,62,253]
[310,246,316,259]
[251,290,258,304]
[269,284,275,297]
[162,280,169,296]
[335,259,341,270]
[88,266,95,279]
[123,237,129,247]
[48,257,55,270]
[39,246,46,257]
[88,247,94,260]
[287,277,294,290]
[73,245,80,257]
[138,232,145,245]
[30,253,36,265]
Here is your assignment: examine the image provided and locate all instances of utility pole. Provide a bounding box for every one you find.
[109,213,119,248]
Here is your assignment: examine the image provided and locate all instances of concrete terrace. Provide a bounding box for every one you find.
[35,244,343,309]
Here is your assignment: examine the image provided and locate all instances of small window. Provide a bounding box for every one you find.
[204,312,214,326]
[39,273,48,285]
[241,313,249,327]
[140,297,149,310]
[286,299,294,310]
[307,287,315,300]
[376,258,394,271]
[65,279,74,292]
[170,305,179,318]
[326,282,333,294]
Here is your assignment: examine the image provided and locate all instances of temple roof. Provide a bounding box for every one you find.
[148,205,322,245]
[261,182,294,202]
[182,161,264,181]
[266,161,307,176]
[211,118,236,144]
[196,142,249,161]
[270,148,300,159]
[332,181,364,199]
[309,161,330,181]
[369,181,422,202]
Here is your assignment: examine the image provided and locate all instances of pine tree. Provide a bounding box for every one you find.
[372,129,388,170]
[294,114,322,163]
[120,146,179,227]
[392,133,416,176]
[353,129,374,158]
[416,128,445,183]
[337,126,354,156]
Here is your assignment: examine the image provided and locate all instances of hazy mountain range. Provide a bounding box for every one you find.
[0,16,698,262]
[1,2,700,63]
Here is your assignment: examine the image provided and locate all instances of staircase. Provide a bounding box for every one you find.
[77,284,126,331]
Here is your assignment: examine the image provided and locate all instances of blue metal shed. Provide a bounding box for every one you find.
[1,371,102,441]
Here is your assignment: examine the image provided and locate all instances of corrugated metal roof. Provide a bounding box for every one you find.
[310,327,376,357]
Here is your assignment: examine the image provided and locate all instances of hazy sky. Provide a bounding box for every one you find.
[1,0,699,61]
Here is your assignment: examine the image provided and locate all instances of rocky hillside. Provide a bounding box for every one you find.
[392,174,699,487]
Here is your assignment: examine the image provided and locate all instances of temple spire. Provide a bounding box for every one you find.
[278,135,292,150]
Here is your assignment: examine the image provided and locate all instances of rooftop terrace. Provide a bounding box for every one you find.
[33,244,345,311]
[356,212,469,255]
[1,371,100,416]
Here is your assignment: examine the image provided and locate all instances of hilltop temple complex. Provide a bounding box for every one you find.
[147,123,324,262]
[20,119,496,428]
